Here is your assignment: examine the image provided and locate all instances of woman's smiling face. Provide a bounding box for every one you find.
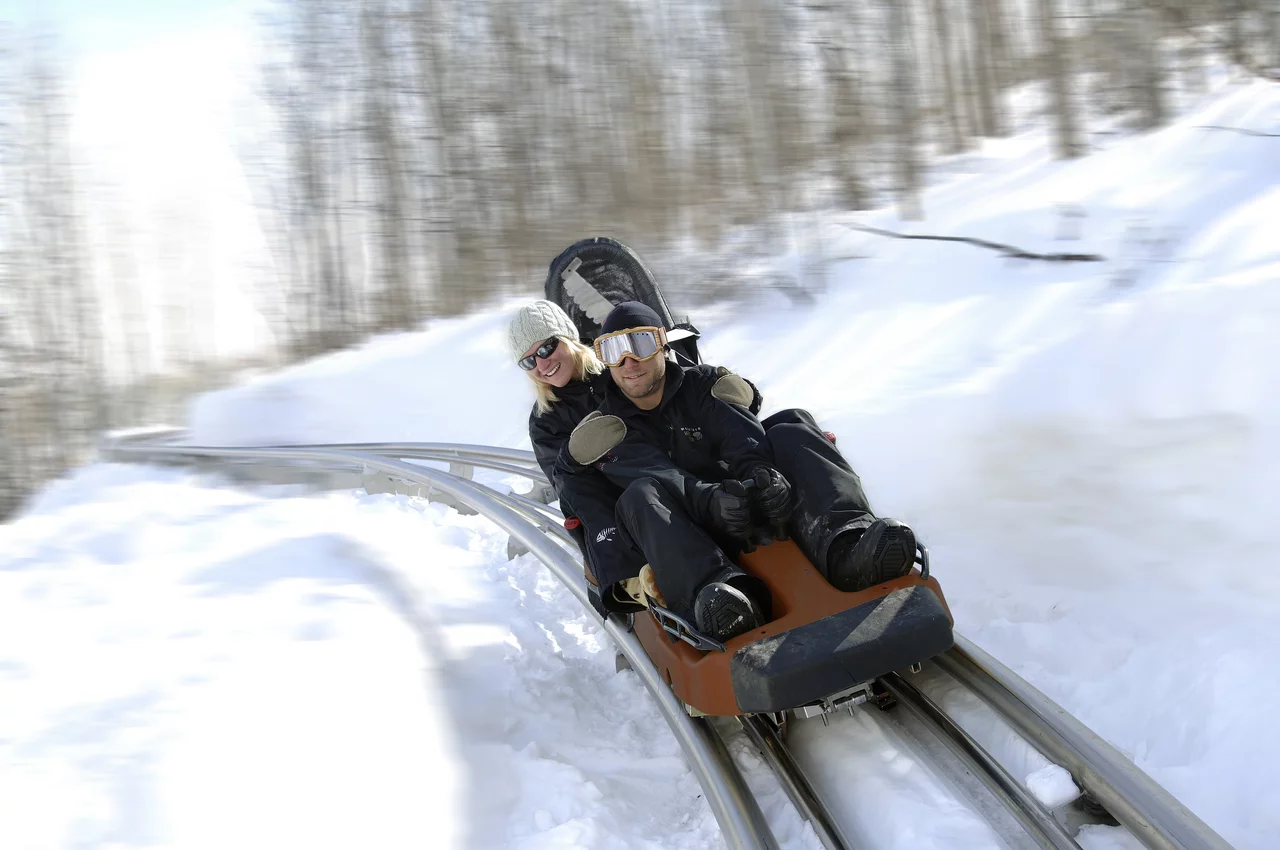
[522,337,575,388]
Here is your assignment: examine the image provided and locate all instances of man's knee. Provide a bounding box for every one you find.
[766,413,860,486]
[765,419,815,461]
[616,477,669,527]
[618,475,660,507]
[762,408,818,431]
[766,411,837,454]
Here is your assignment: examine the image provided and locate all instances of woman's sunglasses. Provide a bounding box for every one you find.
[518,336,561,371]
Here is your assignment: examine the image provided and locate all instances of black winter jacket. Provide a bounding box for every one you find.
[555,364,776,530]
[529,372,610,488]
[527,373,635,591]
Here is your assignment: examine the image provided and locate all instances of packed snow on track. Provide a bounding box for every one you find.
[5,78,1280,848]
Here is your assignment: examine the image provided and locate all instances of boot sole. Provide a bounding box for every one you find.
[696,584,765,642]
[830,520,917,592]
[870,525,916,585]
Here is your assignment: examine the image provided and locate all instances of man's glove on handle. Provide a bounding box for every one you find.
[751,467,795,526]
[708,479,753,539]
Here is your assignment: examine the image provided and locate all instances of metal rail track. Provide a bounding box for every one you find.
[935,640,1234,850]
[100,435,1234,850]
[738,714,857,850]
[878,672,1082,850]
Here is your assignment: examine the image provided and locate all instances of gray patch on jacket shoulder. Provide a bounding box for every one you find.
[711,373,754,408]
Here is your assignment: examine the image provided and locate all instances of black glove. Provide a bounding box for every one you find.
[749,467,794,525]
[707,479,753,539]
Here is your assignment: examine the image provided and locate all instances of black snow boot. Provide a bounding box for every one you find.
[693,571,768,643]
[827,518,917,593]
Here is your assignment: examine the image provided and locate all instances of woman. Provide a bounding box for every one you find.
[509,299,609,480]
[510,300,644,613]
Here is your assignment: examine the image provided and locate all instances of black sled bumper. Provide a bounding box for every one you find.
[729,584,954,714]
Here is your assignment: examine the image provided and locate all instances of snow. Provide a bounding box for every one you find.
[0,466,748,849]
[5,79,1280,847]
[1025,765,1080,811]
[788,709,1005,849]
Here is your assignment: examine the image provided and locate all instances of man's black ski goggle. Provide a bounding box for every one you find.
[517,336,561,371]
[593,326,667,367]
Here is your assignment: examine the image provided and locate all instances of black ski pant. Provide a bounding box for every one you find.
[557,467,646,591]
[762,408,874,578]
[614,476,738,620]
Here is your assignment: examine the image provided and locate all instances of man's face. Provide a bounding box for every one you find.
[608,340,666,403]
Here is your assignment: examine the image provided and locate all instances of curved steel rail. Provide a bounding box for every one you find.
[739,715,856,850]
[935,638,1234,850]
[102,432,551,483]
[879,673,1081,850]
[100,440,779,850]
[287,441,544,470]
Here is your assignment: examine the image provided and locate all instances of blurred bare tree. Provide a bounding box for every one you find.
[1,1,1276,517]
[241,0,1280,343]
[0,37,102,517]
[1040,0,1083,158]
[890,0,924,219]
[970,0,1007,137]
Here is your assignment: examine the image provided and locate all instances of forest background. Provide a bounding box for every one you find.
[2,0,1277,517]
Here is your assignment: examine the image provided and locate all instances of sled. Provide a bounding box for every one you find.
[545,237,955,716]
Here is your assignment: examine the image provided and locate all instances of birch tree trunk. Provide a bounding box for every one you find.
[0,39,100,517]
[1040,0,1083,158]
[986,0,1012,92]
[729,0,785,242]
[1134,4,1169,129]
[1225,0,1248,76]
[955,0,985,140]
[1181,15,1208,94]
[825,40,870,210]
[361,0,416,331]
[1267,0,1280,67]
[970,0,1004,136]
[412,0,461,299]
[890,0,924,220]
[931,0,968,153]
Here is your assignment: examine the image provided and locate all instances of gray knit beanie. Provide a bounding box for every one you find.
[508,300,579,361]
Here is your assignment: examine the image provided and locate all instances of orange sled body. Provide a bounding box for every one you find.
[633,539,955,716]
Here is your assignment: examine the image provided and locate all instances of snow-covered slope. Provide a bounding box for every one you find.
[4,79,1279,848]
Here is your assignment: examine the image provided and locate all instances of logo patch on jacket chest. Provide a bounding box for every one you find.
[680,426,703,442]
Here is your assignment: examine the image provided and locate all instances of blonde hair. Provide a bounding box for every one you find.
[527,336,604,414]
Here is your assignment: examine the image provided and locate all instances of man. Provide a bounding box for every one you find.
[561,301,918,641]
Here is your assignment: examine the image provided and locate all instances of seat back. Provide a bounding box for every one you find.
[544,237,702,365]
